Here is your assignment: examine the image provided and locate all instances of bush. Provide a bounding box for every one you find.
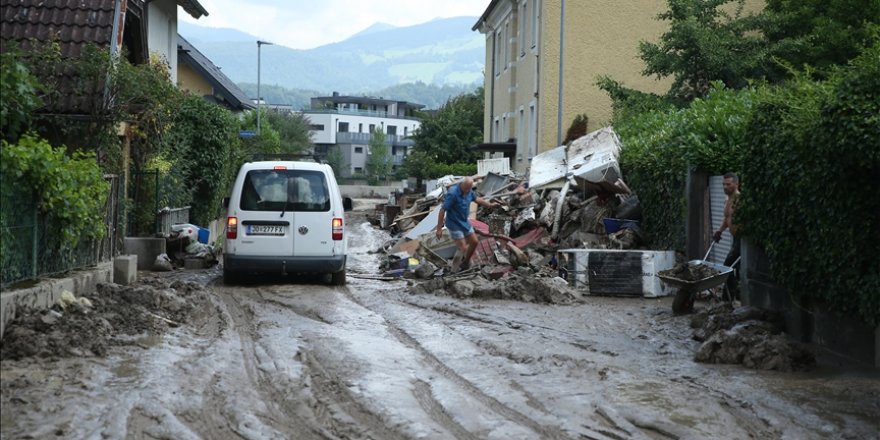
[0,134,109,246]
[616,82,754,249]
[739,46,880,326]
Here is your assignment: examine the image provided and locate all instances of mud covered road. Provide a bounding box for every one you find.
[2,206,878,439]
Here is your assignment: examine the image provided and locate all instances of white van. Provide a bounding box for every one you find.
[222,161,352,285]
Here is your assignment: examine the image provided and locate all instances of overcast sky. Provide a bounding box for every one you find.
[179,0,488,49]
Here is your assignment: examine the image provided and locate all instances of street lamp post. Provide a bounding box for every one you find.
[256,40,273,135]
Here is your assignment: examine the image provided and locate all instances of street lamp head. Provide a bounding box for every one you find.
[257,40,274,46]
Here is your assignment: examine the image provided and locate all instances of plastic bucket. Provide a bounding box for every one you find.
[197,228,210,244]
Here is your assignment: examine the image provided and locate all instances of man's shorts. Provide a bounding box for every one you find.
[448,225,475,240]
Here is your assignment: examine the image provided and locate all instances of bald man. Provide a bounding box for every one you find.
[435,177,498,271]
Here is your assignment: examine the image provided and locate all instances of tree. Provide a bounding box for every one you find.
[759,0,880,81]
[261,109,313,154]
[639,0,765,101]
[409,87,483,178]
[365,128,391,183]
[0,50,43,142]
[325,146,345,178]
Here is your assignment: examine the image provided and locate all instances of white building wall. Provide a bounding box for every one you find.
[147,0,179,83]
[303,113,420,143]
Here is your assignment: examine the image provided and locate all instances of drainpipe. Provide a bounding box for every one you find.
[489,25,496,145]
[556,0,565,146]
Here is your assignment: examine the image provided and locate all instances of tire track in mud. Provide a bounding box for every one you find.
[412,379,481,440]
[228,285,410,440]
[341,289,575,440]
[300,348,410,440]
[213,286,329,440]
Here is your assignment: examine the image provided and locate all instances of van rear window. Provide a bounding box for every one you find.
[240,169,330,212]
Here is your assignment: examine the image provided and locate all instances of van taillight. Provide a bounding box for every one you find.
[332,217,343,241]
[227,217,238,239]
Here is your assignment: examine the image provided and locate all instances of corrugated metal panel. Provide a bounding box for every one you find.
[709,175,732,263]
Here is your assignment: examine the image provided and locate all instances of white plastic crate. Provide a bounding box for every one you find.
[557,249,677,297]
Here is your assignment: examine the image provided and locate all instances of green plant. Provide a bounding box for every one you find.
[162,95,240,225]
[0,134,109,246]
[0,50,43,142]
[616,82,754,249]
[366,128,391,181]
[738,45,880,326]
[325,146,346,177]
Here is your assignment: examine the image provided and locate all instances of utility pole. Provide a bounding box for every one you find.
[256,40,273,135]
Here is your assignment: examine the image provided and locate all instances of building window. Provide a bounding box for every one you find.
[387,125,397,135]
[531,0,539,49]
[503,20,510,69]
[338,122,349,132]
[308,124,324,131]
[369,124,376,133]
[404,126,408,137]
[354,147,364,154]
[529,103,537,158]
[518,107,524,153]
[519,1,527,57]
[354,167,363,174]
[358,123,363,133]
[494,30,502,75]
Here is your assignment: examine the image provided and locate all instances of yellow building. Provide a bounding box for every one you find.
[472,0,759,173]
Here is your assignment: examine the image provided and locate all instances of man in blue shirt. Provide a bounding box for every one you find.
[435,177,498,271]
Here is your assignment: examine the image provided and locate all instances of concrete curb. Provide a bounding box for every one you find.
[0,262,112,339]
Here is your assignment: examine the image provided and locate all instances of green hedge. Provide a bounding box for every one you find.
[616,83,753,249]
[616,45,879,326]
[739,46,880,326]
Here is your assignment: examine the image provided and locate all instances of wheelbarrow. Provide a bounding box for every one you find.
[658,242,734,314]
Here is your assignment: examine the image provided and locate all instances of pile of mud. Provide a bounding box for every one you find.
[1,278,214,360]
[659,262,719,282]
[410,270,582,304]
[690,303,814,371]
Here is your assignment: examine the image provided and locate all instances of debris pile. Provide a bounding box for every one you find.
[368,127,652,300]
[0,278,214,360]
[690,303,815,371]
[163,223,220,270]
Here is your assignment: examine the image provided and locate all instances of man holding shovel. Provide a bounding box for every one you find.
[714,172,741,300]
[435,177,499,272]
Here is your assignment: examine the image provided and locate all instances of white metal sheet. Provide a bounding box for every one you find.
[709,175,732,263]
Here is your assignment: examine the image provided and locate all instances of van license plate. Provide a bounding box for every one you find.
[248,225,284,235]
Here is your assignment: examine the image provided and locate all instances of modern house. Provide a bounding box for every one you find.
[304,93,423,178]
[177,35,254,112]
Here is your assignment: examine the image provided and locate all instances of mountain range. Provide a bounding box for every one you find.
[178,17,485,108]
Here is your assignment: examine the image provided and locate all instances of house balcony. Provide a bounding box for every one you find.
[305,108,420,120]
[336,132,415,147]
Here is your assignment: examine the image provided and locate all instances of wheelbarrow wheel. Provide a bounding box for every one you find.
[672,288,696,315]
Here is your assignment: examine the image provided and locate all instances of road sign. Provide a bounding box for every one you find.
[239,130,256,138]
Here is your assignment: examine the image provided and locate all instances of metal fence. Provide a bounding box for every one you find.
[0,174,122,288]
[127,169,193,237]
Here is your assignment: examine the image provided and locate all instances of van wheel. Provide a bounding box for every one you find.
[331,267,346,286]
[223,267,240,285]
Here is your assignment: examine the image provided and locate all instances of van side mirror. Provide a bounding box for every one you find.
[222,197,230,208]
[342,197,353,212]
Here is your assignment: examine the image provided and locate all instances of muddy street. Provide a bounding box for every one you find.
[1,207,878,440]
